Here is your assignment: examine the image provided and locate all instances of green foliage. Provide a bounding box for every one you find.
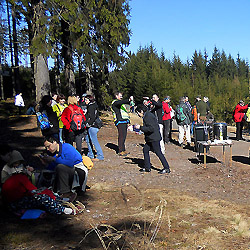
[108,45,250,123]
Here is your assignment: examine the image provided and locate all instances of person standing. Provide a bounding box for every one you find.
[111,92,130,156]
[61,96,86,153]
[53,94,68,143]
[129,96,135,113]
[39,95,59,140]
[51,93,58,107]
[196,95,209,124]
[15,93,25,115]
[84,95,104,161]
[175,97,192,147]
[162,96,172,144]
[233,100,248,141]
[135,105,171,174]
[151,94,165,154]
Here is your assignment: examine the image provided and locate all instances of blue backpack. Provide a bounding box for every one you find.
[36,112,52,130]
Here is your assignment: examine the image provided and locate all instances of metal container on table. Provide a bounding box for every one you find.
[213,123,227,140]
[194,124,209,153]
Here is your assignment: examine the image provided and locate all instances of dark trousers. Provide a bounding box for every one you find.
[117,123,128,153]
[54,164,75,194]
[75,168,86,192]
[163,119,171,143]
[65,130,83,153]
[236,122,244,140]
[143,140,170,170]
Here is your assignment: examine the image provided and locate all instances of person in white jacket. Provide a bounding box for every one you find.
[15,93,25,114]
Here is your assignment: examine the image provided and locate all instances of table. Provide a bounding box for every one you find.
[196,140,233,168]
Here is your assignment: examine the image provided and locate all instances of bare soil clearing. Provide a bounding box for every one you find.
[0,113,250,250]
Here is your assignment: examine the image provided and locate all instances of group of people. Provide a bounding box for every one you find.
[0,92,107,217]
[5,90,248,218]
[38,93,104,161]
[0,141,88,216]
[111,92,212,174]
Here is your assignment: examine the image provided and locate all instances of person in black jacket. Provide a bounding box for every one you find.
[39,95,59,140]
[84,95,104,161]
[151,94,165,154]
[135,105,171,174]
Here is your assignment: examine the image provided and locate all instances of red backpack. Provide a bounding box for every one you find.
[68,106,85,131]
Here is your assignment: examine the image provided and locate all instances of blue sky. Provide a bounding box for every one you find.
[127,0,250,62]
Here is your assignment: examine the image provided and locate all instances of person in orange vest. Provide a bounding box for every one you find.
[191,103,198,135]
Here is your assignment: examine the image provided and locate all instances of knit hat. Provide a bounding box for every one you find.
[82,156,94,170]
[8,150,24,166]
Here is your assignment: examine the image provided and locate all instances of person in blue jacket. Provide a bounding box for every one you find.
[39,137,88,200]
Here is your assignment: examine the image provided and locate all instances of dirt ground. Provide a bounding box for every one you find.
[0,112,250,250]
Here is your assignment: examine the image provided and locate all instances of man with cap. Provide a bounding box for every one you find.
[135,104,171,174]
[162,96,173,144]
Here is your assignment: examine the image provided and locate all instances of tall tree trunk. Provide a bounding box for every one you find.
[12,3,20,93]
[85,65,93,95]
[6,0,15,96]
[34,54,50,102]
[54,54,61,93]
[27,18,35,97]
[61,19,75,95]
[32,0,50,102]
[0,56,4,100]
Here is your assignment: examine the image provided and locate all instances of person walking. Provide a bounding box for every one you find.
[84,95,104,161]
[111,92,130,156]
[135,105,170,174]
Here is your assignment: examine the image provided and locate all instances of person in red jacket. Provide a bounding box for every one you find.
[61,96,86,153]
[162,96,172,144]
[233,100,249,141]
[1,173,79,215]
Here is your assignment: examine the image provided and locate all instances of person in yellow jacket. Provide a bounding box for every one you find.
[111,92,131,156]
[52,94,68,143]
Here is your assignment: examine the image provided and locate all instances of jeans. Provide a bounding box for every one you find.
[85,127,104,160]
[143,140,170,170]
[59,128,63,143]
